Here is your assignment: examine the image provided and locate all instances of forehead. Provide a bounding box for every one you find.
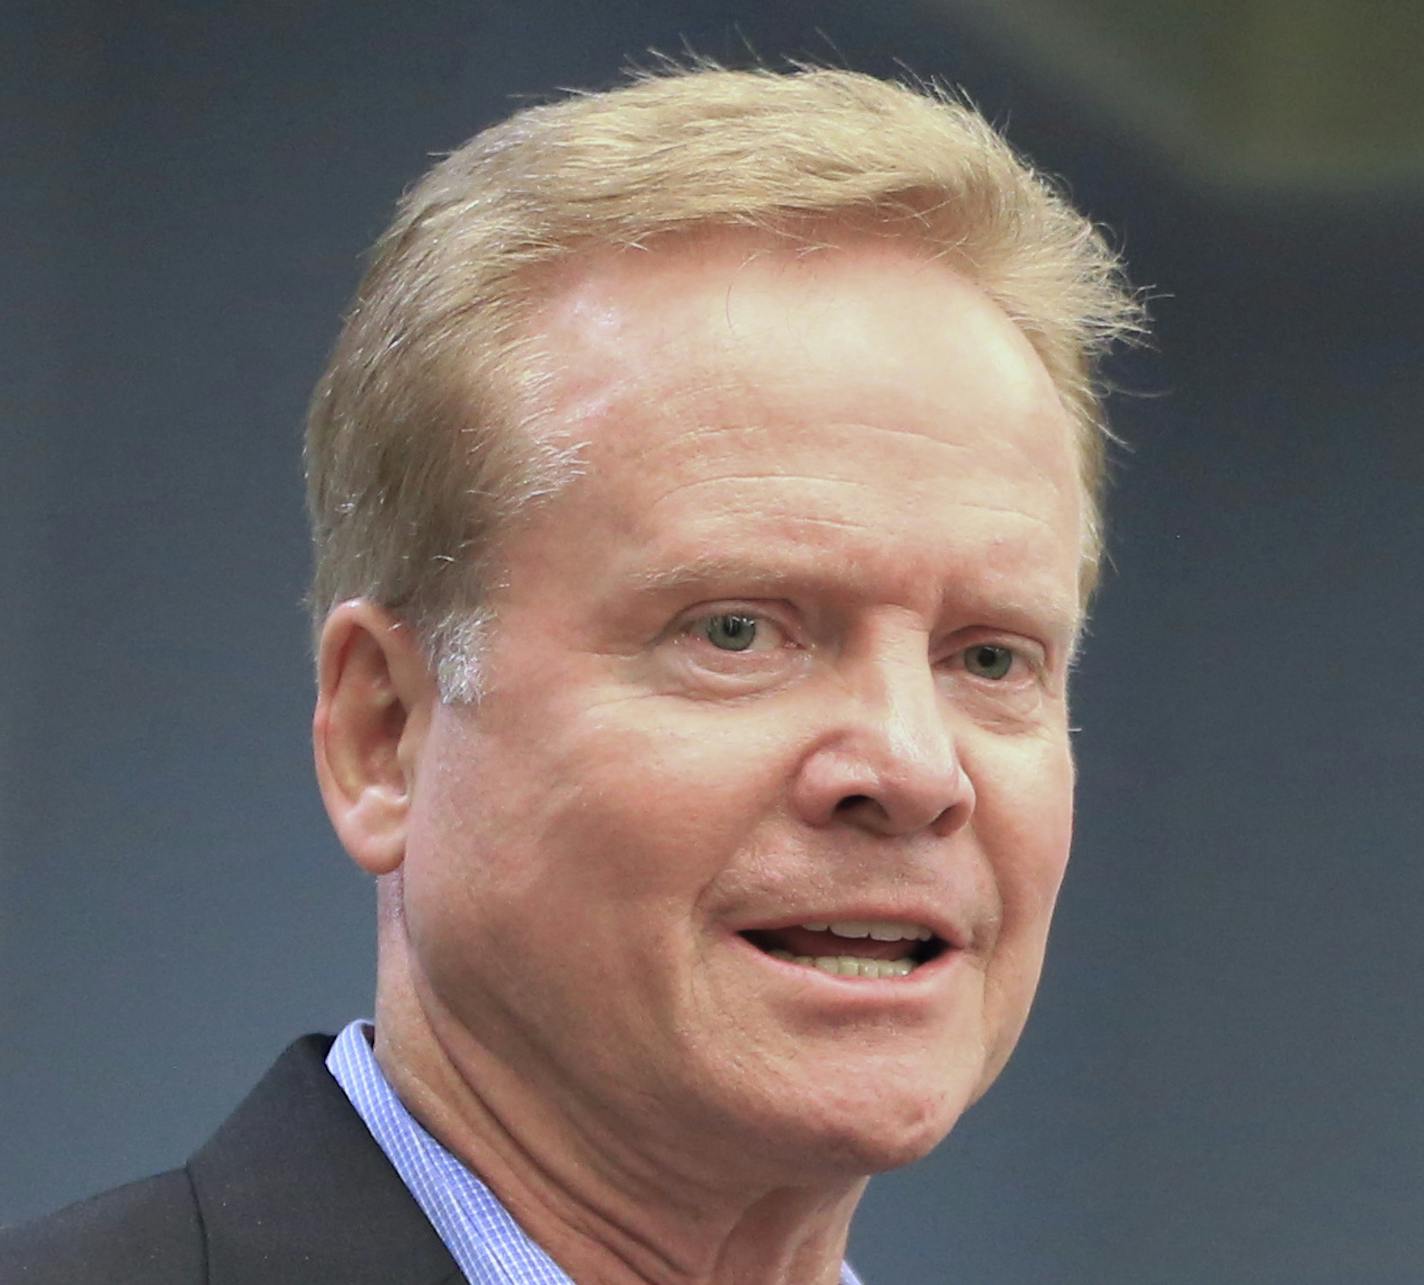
[541,232,1066,442]
[539,227,1051,397]
[519,230,1082,623]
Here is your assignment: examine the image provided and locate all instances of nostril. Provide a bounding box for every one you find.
[835,794,874,813]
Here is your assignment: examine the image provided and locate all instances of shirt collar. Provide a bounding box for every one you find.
[326,1019,865,1285]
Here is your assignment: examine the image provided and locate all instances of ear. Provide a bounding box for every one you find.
[313,599,438,876]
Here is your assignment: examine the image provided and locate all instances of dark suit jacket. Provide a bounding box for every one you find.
[0,1035,465,1284]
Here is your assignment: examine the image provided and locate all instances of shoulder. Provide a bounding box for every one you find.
[0,1035,461,1285]
[0,1168,204,1284]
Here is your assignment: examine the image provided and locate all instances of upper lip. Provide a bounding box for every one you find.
[732,909,967,952]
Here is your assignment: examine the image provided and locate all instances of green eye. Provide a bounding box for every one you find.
[704,613,758,652]
[965,644,1014,680]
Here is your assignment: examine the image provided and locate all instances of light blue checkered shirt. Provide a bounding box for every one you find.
[327,1020,864,1284]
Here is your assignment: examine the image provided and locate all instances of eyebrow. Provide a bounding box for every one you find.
[625,551,1082,646]
[626,553,802,597]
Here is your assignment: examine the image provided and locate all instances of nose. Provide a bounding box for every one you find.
[790,649,975,839]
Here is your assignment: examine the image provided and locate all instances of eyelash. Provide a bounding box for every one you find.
[675,609,1040,682]
[679,609,792,654]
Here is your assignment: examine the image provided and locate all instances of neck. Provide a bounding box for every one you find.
[372,919,865,1285]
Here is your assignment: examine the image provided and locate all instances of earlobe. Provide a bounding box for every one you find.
[313,600,437,877]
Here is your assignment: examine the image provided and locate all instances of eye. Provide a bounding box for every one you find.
[963,643,1015,680]
[702,612,760,652]
[669,608,802,689]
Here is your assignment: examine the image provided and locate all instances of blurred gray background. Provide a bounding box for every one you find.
[3,2,1421,1281]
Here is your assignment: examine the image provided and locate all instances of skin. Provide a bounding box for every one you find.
[315,228,1084,1284]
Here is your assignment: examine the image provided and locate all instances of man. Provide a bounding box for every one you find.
[2,65,1138,1283]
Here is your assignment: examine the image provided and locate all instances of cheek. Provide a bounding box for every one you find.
[979,736,1075,965]
[962,741,1073,1096]
[422,695,799,924]
[403,700,804,1070]
[535,705,797,898]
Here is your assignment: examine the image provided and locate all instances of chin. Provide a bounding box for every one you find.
[818,1121,955,1177]
[728,1068,977,1183]
[836,1088,970,1173]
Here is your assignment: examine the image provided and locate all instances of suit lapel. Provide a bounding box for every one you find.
[187,1035,464,1285]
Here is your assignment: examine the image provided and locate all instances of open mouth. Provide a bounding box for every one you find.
[740,920,948,979]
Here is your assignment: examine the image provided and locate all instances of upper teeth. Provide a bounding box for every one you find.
[800,920,933,943]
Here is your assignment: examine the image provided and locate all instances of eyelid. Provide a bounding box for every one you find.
[946,634,1047,680]
[673,603,797,650]
[677,600,789,629]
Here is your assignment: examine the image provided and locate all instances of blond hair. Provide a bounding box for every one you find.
[306,64,1142,699]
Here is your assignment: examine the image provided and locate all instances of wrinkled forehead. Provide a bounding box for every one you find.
[516,229,1098,614]
[504,230,1084,636]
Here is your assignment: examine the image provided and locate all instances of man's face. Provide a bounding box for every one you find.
[398,231,1083,1184]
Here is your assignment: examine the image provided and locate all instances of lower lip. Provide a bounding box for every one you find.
[729,931,961,998]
